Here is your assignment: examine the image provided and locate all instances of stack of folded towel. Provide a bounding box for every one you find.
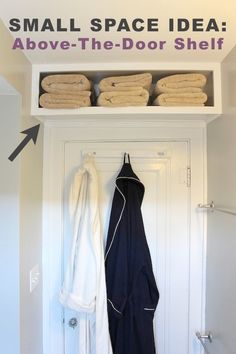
[97,73,152,107]
[39,74,92,108]
[153,73,208,106]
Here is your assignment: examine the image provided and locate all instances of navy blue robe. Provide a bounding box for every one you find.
[105,154,159,354]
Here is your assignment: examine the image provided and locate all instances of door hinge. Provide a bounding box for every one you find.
[187,167,191,188]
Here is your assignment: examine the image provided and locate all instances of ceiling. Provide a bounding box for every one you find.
[1,0,236,64]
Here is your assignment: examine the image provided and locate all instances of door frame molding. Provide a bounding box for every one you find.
[41,119,207,354]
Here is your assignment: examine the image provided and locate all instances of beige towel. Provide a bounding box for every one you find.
[99,73,152,92]
[154,73,207,94]
[39,92,91,109]
[41,74,91,94]
[97,89,149,107]
[153,92,208,106]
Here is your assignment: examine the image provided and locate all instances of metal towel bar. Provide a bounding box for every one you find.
[198,201,236,216]
[196,331,213,354]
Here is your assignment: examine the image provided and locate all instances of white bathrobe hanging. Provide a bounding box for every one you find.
[60,158,112,354]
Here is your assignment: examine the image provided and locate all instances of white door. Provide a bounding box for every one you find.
[60,140,193,354]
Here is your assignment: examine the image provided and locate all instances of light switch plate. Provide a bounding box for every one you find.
[30,264,40,293]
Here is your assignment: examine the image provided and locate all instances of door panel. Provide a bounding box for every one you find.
[62,141,190,354]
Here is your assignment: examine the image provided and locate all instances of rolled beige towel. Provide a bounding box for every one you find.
[153,92,208,106]
[97,88,149,107]
[41,74,91,94]
[154,73,207,94]
[99,73,152,92]
[39,92,91,109]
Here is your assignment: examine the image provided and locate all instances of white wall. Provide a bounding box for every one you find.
[206,44,236,354]
[0,20,43,354]
[0,79,20,354]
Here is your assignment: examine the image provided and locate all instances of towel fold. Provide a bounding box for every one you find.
[99,73,152,92]
[153,92,208,106]
[41,74,91,94]
[155,73,207,94]
[39,92,91,109]
[97,88,149,107]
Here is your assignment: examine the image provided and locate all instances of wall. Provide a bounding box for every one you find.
[0,20,43,354]
[206,45,236,354]
[0,78,20,354]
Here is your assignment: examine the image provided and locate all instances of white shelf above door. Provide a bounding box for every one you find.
[31,62,222,123]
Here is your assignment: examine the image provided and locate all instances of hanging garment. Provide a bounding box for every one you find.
[105,154,159,354]
[60,157,113,354]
